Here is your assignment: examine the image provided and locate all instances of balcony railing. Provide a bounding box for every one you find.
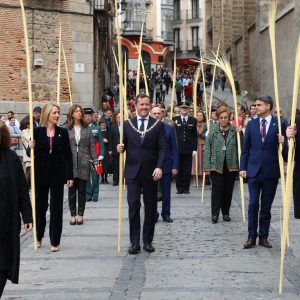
[122,21,146,36]
[186,39,201,51]
[186,9,201,20]
[162,31,174,43]
[173,10,184,21]
[173,41,184,51]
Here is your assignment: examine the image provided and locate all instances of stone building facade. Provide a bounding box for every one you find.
[119,0,174,72]
[205,0,300,116]
[0,0,114,117]
[169,0,205,69]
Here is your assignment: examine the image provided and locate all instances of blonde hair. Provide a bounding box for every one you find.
[40,103,60,127]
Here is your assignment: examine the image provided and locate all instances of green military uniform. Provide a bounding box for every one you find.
[86,122,105,202]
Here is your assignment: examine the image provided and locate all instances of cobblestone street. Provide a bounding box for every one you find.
[3,180,300,300]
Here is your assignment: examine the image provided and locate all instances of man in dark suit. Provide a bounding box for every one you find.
[240,95,285,249]
[151,106,178,223]
[117,94,167,254]
[173,102,197,194]
[108,110,120,186]
[286,116,300,219]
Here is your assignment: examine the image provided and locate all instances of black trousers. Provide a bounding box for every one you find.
[176,154,193,192]
[294,169,300,218]
[0,272,7,298]
[36,184,64,247]
[176,92,182,106]
[126,170,158,245]
[68,178,86,217]
[113,154,119,184]
[210,163,236,217]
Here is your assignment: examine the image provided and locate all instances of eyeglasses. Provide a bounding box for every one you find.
[219,116,229,120]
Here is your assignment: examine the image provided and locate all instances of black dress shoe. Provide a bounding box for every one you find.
[183,190,190,194]
[163,216,173,223]
[143,244,155,253]
[223,215,231,222]
[211,216,218,224]
[113,183,118,186]
[128,244,141,255]
[177,190,183,194]
[244,238,256,249]
[259,238,272,248]
[86,199,92,202]
[104,180,109,184]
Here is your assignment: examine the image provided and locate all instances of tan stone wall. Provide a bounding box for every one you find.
[247,26,256,97]
[259,9,296,116]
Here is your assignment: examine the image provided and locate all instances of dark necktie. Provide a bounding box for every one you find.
[261,119,267,142]
[140,119,145,143]
[183,117,187,124]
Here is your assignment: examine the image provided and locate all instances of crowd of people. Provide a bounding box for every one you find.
[1,71,300,296]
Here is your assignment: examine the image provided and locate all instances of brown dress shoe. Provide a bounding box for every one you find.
[244,238,256,249]
[259,238,272,248]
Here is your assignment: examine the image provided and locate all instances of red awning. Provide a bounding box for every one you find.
[176,59,198,65]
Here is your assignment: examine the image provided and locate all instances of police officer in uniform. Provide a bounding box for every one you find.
[173,102,197,194]
[84,108,104,202]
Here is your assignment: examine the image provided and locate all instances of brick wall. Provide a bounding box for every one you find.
[0,0,93,118]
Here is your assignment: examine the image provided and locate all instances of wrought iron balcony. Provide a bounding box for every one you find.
[186,9,201,20]
[122,21,146,36]
[173,10,184,21]
[172,41,184,51]
[186,39,201,51]
[162,31,174,45]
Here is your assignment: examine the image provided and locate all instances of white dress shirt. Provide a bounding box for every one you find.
[260,114,272,135]
[137,115,149,131]
[181,115,188,123]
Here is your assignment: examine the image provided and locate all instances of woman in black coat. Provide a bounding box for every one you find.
[0,121,33,298]
[28,103,73,252]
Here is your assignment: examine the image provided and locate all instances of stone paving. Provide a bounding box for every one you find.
[3,178,300,300]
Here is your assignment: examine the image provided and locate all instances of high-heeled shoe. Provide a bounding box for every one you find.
[77,216,84,225]
[70,217,76,225]
[51,245,60,252]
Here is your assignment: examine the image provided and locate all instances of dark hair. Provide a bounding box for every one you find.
[33,106,42,113]
[7,111,14,115]
[250,104,256,109]
[197,111,207,123]
[255,95,273,110]
[135,93,151,105]
[66,104,87,129]
[0,121,11,149]
[112,109,120,124]
[20,115,30,131]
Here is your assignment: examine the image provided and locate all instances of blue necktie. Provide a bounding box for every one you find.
[261,119,267,142]
[140,119,145,143]
[183,117,187,124]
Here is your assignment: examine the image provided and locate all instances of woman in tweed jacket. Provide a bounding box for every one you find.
[204,106,240,224]
[67,105,97,225]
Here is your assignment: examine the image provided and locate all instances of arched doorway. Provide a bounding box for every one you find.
[141,50,151,75]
